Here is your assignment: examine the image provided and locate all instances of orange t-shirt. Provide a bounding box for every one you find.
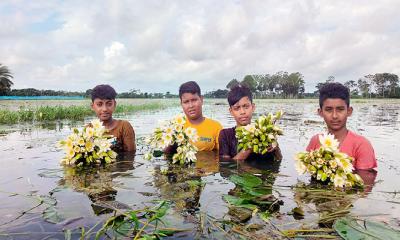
[306,131,377,170]
[108,120,136,153]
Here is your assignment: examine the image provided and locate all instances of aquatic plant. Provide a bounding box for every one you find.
[58,119,117,166]
[0,102,165,124]
[223,173,282,223]
[145,114,198,164]
[77,200,188,239]
[295,133,364,189]
[236,110,284,154]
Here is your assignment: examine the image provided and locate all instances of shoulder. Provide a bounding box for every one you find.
[306,133,321,151]
[204,118,223,129]
[117,120,134,130]
[348,131,373,147]
[220,127,235,136]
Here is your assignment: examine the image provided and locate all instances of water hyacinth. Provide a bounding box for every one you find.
[295,133,363,189]
[236,110,284,155]
[58,119,117,166]
[145,114,198,164]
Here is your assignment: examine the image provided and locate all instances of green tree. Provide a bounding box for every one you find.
[280,72,305,98]
[226,79,240,89]
[241,75,257,92]
[344,80,358,96]
[0,64,13,95]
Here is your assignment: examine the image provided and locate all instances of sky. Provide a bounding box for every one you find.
[1,0,399,93]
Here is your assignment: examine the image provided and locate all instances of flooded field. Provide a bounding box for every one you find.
[0,98,399,239]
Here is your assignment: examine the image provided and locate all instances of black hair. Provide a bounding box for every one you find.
[227,84,253,106]
[91,84,117,102]
[319,82,350,108]
[179,81,201,99]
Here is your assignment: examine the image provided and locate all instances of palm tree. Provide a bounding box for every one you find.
[0,64,13,95]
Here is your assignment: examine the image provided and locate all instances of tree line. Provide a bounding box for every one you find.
[206,72,400,99]
[1,63,399,98]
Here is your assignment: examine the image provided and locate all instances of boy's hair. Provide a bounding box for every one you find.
[91,84,117,102]
[179,81,201,99]
[227,84,253,106]
[319,82,350,108]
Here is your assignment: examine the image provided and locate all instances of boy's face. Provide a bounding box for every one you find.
[318,98,353,132]
[180,93,203,121]
[91,98,116,122]
[229,96,255,126]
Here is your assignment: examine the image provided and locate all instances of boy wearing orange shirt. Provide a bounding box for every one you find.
[179,81,222,152]
[307,82,377,170]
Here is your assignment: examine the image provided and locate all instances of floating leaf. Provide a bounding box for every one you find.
[229,174,262,188]
[333,217,400,240]
[223,195,257,210]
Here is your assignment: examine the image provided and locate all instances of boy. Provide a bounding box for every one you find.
[179,81,222,151]
[91,84,136,152]
[219,85,281,161]
[306,82,377,170]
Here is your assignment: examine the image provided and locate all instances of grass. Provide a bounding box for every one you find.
[0,102,167,124]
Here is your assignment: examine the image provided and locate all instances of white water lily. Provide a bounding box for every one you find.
[295,159,307,174]
[319,133,339,150]
[294,133,363,189]
[236,111,284,154]
[174,114,186,126]
[58,120,117,166]
[146,114,199,164]
[333,175,345,188]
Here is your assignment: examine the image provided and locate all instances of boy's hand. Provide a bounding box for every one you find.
[233,149,252,161]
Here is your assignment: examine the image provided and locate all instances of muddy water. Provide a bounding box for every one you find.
[0,99,399,239]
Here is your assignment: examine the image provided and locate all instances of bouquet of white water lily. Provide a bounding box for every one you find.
[145,114,198,164]
[58,119,117,166]
[236,110,284,155]
[295,134,363,188]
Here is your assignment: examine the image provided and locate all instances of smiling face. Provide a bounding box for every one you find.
[91,98,116,122]
[318,98,353,132]
[180,93,203,121]
[229,96,255,126]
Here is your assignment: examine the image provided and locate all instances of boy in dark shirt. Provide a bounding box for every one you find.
[219,85,281,161]
[90,84,136,152]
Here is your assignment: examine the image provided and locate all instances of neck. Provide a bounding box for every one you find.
[188,115,205,125]
[102,118,114,129]
[328,127,348,143]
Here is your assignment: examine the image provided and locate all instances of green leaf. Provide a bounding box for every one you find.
[230,174,262,188]
[43,205,63,223]
[259,211,271,222]
[333,217,400,240]
[223,195,258,210]
[153,150,163,157]
[154,229,176,236]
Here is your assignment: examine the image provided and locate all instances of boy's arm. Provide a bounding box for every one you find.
[214,122,223,151]
[123,122,136,152]
[218,130,234,159]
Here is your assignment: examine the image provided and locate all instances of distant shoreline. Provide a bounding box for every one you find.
[0,96,85,100]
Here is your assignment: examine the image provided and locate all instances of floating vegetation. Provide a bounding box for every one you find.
[79,200,189,239]
[0,102,165,124]
[223,173,282,223]
[333,217,400,240]
[293,183,359,226]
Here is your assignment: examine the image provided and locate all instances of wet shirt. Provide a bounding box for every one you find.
[306,131,377,170]
[184,117,222,151]
[108,120,136,153]
[218,127,278,161]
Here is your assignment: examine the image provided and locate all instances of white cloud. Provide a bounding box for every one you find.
[0,0,399,93]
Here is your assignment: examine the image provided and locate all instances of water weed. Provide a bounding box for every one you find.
[0,102,166,124]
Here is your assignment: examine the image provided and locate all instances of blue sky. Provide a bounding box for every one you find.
[1,0,399,93]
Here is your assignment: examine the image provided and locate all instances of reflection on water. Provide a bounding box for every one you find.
[0,99,399,239]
